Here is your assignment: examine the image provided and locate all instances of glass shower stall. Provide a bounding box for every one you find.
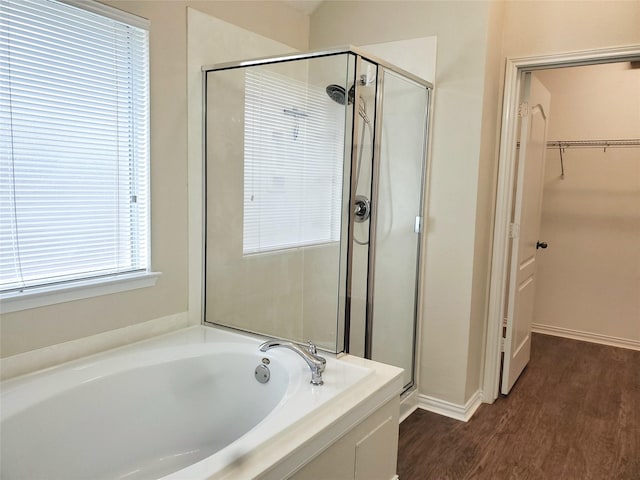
[203,48,431,391]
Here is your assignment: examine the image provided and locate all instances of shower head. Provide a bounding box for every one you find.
[326,83,371,125]
[325,84,355,105]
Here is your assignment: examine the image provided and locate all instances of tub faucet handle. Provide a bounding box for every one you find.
[307,341,317,354]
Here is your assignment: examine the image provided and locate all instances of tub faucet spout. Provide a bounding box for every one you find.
[259,340,326,385]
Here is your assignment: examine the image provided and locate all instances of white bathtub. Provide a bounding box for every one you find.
[0,326,403,479]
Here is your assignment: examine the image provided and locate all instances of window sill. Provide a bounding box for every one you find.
[0,272,162,314]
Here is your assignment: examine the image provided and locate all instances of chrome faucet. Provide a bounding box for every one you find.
[259,339,326,385]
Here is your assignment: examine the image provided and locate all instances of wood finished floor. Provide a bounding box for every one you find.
[397,333,640,480]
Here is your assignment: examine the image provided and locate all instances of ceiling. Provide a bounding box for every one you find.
[283,0,323,15]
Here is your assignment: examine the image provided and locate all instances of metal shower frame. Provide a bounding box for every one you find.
[202,46,433,391]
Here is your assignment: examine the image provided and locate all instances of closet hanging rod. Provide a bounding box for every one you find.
[546,139,640,149]
[517,139,640,149]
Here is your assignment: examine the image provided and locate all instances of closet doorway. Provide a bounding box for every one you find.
[484,45,640,402]
[528,63,639,348]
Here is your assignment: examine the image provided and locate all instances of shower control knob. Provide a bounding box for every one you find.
[536,241,548,250]
[353,195,371,223]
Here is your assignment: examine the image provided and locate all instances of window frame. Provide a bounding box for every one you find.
[0,0,158,313]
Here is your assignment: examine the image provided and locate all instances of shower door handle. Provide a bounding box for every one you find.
[414,216,422,234]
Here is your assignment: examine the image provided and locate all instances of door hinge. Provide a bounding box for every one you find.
[509,222,520,238]
[500,336,505,352]
[518,101,529,118]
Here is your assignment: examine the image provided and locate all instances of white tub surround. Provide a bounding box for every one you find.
[1,325,403,480]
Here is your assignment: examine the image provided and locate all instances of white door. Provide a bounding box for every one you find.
[501,73,551,395]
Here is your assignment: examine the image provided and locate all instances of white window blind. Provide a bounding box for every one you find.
[243,69,344,255]
[0,0,150,294]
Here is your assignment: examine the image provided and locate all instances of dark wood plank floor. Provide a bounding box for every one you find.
[398,333,640,479]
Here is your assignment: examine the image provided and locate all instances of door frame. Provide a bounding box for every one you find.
[482,44,640,403]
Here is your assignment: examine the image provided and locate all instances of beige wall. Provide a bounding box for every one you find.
[311,1,494,405]
[467,0,505,401]
[532,63,640,342]
[535,63,640,140]
[502,0,640,59]
[0,1,309,358]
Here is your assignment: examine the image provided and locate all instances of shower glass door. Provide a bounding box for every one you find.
[368,69,429,389]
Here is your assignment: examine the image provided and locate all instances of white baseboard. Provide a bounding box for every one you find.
[532,323,640,351]
[399,388,419,423]
[1,312,190,380]
[417,389,483,422]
